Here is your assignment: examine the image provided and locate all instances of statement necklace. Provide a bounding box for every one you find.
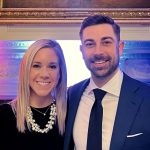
[27,102,56,133]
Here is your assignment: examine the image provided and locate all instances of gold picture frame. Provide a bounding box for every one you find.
[0,0,150,24]
[0,0,2,8]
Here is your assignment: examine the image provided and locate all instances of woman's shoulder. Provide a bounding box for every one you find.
[0,102,14,116]
[0,102,16,139]
[0,102,12,109]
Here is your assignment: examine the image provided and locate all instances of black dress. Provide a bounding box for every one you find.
[0,103,64,150]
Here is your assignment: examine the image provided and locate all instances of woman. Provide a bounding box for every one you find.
[0,39,67,150]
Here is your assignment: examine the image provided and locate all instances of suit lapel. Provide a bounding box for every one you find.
[68,79,89,128]
[64,79,90,150]
[110,74,144,150]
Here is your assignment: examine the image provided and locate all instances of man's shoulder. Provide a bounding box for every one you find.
[123,73,150,94]
[68,78,90,90]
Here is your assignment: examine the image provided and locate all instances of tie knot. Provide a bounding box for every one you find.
[93,89,106,102]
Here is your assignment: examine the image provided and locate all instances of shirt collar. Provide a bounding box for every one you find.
[87,68,123,97]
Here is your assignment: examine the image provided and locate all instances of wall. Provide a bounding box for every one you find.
[0,23,150,41]
[0,23,150,101]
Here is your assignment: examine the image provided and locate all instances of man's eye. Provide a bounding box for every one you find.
[85,42,96,48]
[102,40,112,45]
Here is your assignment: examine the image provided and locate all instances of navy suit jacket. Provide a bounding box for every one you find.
[64,74,150,150]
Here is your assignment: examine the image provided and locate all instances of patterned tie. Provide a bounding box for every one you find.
[87,88,106,150]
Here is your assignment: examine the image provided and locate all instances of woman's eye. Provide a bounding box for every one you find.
[32,64,40,68]
[49,65,57,69]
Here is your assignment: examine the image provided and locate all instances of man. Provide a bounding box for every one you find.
[64,15,150,150]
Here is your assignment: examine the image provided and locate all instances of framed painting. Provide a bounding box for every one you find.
[120,41,150,84]
[0,0,150,24]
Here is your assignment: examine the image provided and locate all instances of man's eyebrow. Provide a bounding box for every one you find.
[101,36,115,41]
[83,39,95,44]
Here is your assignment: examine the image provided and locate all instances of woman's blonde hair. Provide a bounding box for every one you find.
[11,39,67,135]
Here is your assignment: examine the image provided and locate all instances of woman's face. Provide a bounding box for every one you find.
[29,47,60,99]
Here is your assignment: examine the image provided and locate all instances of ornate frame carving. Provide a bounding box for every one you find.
[0,8,150,24]
[0,0,2,8]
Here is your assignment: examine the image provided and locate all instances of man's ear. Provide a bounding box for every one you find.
[80,45,83,52]
[119,41,124,56]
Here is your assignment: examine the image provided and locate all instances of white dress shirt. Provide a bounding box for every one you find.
[73,69,123,150]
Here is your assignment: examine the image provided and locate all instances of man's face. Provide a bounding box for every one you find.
[80,24,124,80]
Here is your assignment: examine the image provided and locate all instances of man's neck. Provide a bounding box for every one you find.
[92,68,119,88]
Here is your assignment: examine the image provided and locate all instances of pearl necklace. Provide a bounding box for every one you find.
[27,102,56,133]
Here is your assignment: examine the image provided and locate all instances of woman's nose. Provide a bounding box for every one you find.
[40,67,50,78]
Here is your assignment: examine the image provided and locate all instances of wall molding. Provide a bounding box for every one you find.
[0,8,150,24]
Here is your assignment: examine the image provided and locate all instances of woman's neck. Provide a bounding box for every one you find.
[29,94,53,108]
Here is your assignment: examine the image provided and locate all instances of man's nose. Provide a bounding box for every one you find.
[94,44,103,54]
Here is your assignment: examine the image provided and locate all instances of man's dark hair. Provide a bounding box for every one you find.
[79,15,120,41]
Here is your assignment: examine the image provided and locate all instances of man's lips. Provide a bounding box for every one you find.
[94,60,107,64]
